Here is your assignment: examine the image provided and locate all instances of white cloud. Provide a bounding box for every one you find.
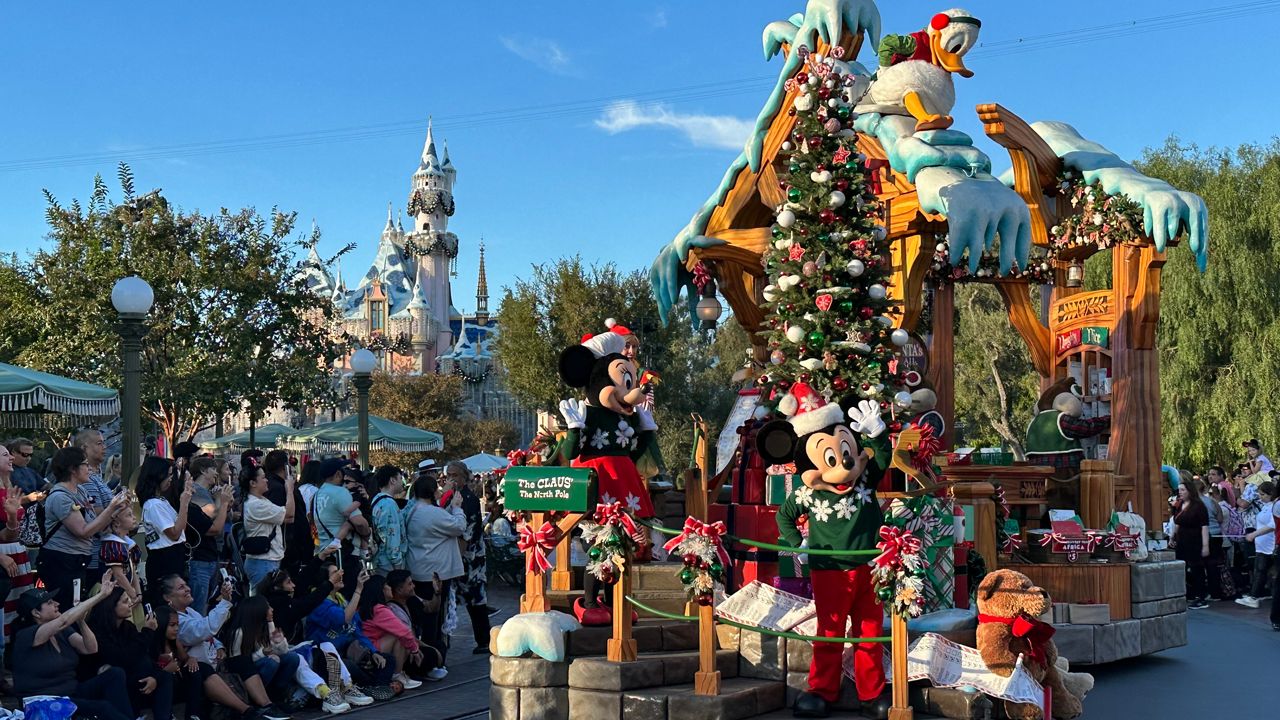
[595,101,751,151]
[499,34,573,75]
[650,9,668,28]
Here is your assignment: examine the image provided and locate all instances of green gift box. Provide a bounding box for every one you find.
[766,473,802,506]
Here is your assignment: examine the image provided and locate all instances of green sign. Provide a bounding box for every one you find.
[1081,326,1109,348]
[501,466,597,512]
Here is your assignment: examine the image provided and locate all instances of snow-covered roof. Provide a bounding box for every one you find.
[417,118,444,176]
[439,320,496,360]
[299,245,337,298]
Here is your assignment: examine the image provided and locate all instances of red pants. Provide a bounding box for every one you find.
[808,566,885,703]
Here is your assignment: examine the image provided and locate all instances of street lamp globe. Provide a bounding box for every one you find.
[111,276,154,316]
[351,347,377,375]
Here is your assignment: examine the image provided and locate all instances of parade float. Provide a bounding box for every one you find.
[491,1,1206,718]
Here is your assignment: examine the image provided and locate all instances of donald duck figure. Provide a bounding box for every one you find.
[857,8,982,131]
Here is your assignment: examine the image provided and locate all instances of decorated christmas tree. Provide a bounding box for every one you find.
[758,46,907,414]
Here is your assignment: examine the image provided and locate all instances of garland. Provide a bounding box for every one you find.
[366,332,411,356]
[1051,172,1145,252]
[662,517,729,606]
[871,525,927,619]
[992,484,1022,555]
[927,236,1058,285]
[406,189,456,218]
[581,502,644,585]
[450,365,493,384]
[403,231,460,259]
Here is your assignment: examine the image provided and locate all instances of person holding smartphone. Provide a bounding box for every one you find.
[89,586,176,720]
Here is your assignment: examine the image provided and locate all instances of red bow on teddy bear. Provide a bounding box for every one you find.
[976,612,1057,667]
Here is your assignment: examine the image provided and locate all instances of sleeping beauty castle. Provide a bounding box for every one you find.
[279,121,535,442]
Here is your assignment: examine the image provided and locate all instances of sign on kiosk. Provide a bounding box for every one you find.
[502,466,597,512]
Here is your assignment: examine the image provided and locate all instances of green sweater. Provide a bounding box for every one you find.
[564,405,654,462]
[776,434,890,570]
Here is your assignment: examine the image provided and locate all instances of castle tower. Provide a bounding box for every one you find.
[476,241,490,324]
[406,117,459,368]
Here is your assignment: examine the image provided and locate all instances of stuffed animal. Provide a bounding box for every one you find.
[558,320,658,626]
[856,9,982,131]
[757,384,892,720]
[975,569,1087,720]
[1024,377,1110,510]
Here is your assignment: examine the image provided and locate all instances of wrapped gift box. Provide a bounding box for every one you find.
[765,473,803,506]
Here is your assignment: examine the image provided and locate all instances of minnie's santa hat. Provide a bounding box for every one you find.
[777,382,844,436]
[579,318,633,358]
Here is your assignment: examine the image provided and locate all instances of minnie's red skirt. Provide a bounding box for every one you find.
[572,454,655,518]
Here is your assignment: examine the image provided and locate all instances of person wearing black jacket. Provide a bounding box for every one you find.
[89,587,175,720]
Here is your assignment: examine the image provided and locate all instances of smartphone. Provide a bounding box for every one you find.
[72,579,82,605]
[220,568,232,584]
[144,603,153,616]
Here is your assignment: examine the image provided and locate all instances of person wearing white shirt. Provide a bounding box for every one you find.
[1236,482,1275,609]
[240,465,295,589]
[162,575,289,720]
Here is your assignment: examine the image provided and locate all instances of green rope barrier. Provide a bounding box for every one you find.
[633,516,879,557]
[626,596,891,645]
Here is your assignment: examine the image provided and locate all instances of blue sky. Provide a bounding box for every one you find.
[1,1,1275,315]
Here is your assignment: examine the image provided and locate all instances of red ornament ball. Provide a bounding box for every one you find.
[796,72,809,84]
[832,377,849,391]
[859,307,875,319]
[683,553,699,566]
[889,422,903,432]
[696,594,714,607]
[799,373,811,383]
[818,87,831,99]
[819,209,836,224]
[880,401,889,410]
[836,179,849,191]
[861,383,871,391]
[808,136,823,148]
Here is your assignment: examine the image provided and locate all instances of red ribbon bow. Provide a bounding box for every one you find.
[663,517,730,568]
[874,525,922,569]
[517,521,560,575]
[594,502,643,541]
[692,262,712,293]
[977,613,1057,667]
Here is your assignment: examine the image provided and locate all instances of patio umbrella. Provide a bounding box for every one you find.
[277,414,443,454]
[0,362,120,428]
[460,452,509,473]
[198,423,296,451]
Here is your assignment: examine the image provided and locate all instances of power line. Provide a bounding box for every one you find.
[2,0,1272,174]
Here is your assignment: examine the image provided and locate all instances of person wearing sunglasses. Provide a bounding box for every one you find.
[6,438,45,500]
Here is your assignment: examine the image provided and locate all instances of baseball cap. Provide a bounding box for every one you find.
[1243,438,1262,450]
[18,588,54,619]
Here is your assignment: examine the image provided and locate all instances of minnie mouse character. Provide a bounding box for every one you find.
[756,384,893,720]
[558,321,658,626]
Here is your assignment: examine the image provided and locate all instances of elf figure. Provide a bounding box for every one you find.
[1025,377,1110,510]
[756,384,893,720]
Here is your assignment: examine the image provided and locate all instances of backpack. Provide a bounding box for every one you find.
[18,486,72,549]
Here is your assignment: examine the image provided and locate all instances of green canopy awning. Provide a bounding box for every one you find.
[278,415,444,454]
[198,423,297,451]
[0,362,120,428]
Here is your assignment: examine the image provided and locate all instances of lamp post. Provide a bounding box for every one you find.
[350,348,377,471]
[111,276,154,484]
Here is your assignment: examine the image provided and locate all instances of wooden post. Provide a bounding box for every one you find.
[520,512,550,613]
[951,481,998,571]
[928,283,956,449]
[888,612,913,720]
[1079,460,1115,530]
[694,602,721,695]
[551,531,574,592]
[607,554,637,662]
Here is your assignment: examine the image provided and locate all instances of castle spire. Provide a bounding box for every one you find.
[384,202,394,233]
[421,116,439,166]
[442,140,454,170]
[476,240,490,322]
[396,209,405,234]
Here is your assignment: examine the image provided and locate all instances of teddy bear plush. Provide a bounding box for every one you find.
[975,569,1086,720]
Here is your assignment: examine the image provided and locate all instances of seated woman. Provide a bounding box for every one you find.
[161,574,290,720]
[89,586,175,720]
[255,554,374,707]
[11,573,133,720]
[385,569,444,679]
[227,595,346,714]
[357,574,424,690]
[302,562,395,692]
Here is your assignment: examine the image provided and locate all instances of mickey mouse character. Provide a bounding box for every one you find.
[756,384,893,720]
[559,321,658,626]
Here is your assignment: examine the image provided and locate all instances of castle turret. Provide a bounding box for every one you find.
[405,118,459,370]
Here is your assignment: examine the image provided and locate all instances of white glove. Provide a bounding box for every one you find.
[559,398,587,429]
[847,399,886,438]
[635,406,657,432]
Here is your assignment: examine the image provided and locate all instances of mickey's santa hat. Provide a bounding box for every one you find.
[579,318,633,358]
[777,382,844,436]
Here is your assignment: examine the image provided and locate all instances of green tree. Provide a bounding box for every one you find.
[367,372,519,467]
[0,166,348,444]
[1130,140,1280,468]
[951,284,1041,456]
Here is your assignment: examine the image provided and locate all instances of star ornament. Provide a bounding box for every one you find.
[832,146,852,165]
[789,244,806,261]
